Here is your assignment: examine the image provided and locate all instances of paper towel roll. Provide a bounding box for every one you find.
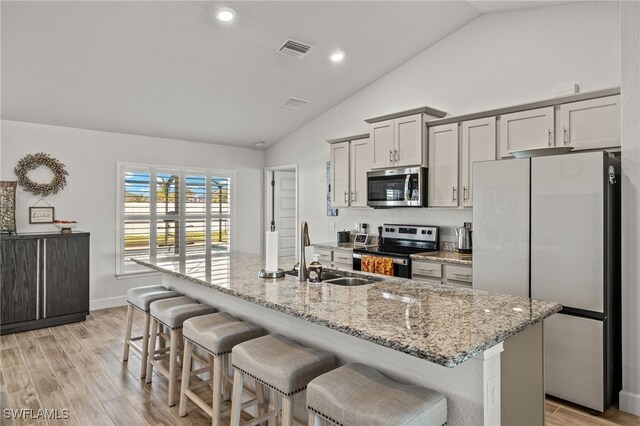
[265,231,279,272]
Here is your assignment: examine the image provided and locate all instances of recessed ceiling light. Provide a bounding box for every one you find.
[255,141,265,147]
[329,50,345,63]
[216,7,235,22]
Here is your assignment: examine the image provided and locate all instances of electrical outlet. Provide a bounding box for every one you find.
[488,375,498,410]
[330,222,335,231]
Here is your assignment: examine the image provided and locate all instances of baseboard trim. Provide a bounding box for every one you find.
[90,295,127,311]
[620,390,640,415]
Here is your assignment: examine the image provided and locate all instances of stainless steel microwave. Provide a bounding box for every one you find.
[366,167,427,208]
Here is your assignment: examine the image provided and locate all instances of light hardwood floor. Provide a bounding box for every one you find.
[1,306,638,426]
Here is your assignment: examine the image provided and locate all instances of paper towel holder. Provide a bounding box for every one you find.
[259,171,285,279]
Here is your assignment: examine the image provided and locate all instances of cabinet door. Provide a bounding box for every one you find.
[394,113,424,167]
[370,119,394,169]
[330,142,350,208]
[499,107,554,158]
[1,239,39,324]
[461,117,496,207]
[428,123,459,207]
[349,137,371,207]
[559,95,620,151]
[44,235,90,318]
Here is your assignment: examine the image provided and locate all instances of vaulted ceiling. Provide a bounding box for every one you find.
[1,1,570,148]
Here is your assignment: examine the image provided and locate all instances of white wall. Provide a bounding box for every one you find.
[0,120,264,309]
[620,0,640,416]
[265,2,621,244]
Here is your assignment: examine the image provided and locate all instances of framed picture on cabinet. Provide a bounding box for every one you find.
[29,206,55,224]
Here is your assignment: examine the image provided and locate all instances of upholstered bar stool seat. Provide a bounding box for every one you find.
[146,296,216,406]
[231,334,335,426]
[307,363,447,426]
[179,312,262,426]
[122,285,182,379]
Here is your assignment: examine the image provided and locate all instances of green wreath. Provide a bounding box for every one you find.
[14,152,68,196]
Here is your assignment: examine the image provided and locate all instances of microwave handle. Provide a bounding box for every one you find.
[404,175,411,201]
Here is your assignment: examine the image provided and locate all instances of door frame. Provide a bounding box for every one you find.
[264,164,299,257]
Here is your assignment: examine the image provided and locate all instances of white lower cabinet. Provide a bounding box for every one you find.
[313,248,353,270]
[412,260,472,287]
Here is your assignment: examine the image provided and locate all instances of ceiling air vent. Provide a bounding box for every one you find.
[278,96,311,111]
[277,38,313,59]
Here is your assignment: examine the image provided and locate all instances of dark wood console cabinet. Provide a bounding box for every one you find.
[1,232,89,334]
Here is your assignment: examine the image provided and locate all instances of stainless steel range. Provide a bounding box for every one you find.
[352,224,439,278]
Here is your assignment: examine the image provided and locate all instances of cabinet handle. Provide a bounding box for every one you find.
[418,268,434,272]
[548,129,553,147]
[563,127,569,145]
[394,149,399,161]
[36,239,40,320]
[351,191,355,202]
[344,191,349,203]
[452,187,457,202]
[389,149,393,163]
[43,239,47,318]
[463,186,468,201]
[452,273,471,277]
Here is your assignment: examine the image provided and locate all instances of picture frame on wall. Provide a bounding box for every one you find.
[29,206,55,224]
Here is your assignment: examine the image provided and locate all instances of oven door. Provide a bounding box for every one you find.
[352,253,410,278]
[367,167,426,208]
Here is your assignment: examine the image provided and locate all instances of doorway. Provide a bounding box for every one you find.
[264,164,298,261]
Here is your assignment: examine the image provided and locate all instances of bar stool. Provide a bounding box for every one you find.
[146,296,216,406]
[306,363,447,426]
[123,285,182,378]
[230,334,335,426]
[179,312,262,426]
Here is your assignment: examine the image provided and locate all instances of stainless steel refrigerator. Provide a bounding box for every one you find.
[473,151,621,412]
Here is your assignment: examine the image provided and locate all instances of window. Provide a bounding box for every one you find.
[117,163,233,275]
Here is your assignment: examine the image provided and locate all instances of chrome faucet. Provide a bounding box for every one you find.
[298,221,311,281]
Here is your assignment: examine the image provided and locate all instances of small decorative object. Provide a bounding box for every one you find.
[54,220,77,234]
[29,206,55,223]
[0,181,17,234]
[15,152,68,196]
[326,162,338,217]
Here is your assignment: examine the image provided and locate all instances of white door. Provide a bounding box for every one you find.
[273,171,296,259]
[559,95,620,151]
[370,119,394,169]
[499,107,555,158]
[349,137,371,207]
[531,152,604,313]
[472,159,530,297]
[394,113,424,167]
[330,142,350,208]
[461,117,496,207]
[544,314,604,411]
[428,123,459,207]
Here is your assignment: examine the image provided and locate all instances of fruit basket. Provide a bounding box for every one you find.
[54,220,77,234]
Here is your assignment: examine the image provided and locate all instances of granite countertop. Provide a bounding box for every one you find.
[411,251,473,266]
[132,252,560,368]
[313,242,372,252]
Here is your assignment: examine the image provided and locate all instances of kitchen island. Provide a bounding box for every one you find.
[133,252,560,425]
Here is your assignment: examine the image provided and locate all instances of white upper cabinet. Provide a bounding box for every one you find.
[330,141,350,208]
[461,117,496,207]
[394,113,425,167]
[349,137,371,207]
[370,114,426,168]
[371,119,395,169]
[499,107,554,158]
[428,123,459,207]
[559,95,620,151]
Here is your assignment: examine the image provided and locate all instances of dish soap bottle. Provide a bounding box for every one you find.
[308,255,323,283]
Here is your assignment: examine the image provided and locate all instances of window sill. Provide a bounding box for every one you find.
[116,270,162,280]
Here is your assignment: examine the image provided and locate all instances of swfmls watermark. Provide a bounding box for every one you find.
[3,408,70,420]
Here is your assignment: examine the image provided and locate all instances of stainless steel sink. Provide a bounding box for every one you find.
[323,277,373,286]
[320,272,343,281]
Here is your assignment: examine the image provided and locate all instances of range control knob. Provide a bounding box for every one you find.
[385,228,389,232]
[389,228,395,232]
[421,230,427,234]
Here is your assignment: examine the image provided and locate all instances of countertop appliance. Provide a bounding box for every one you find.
[455,223,472,253]
[353,224,439,278]
[336,230,350,243]
[473,151,621,412]
[366,167,427,208]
